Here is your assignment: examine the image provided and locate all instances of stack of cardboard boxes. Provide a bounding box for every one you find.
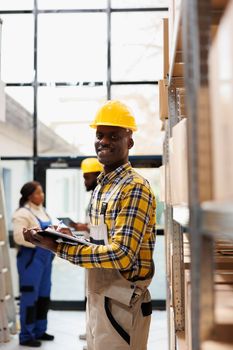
[160,0,233,349]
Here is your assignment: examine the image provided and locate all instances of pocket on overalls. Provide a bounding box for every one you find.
[104,296,132,345]
[140,289,152,317]
[141,301,152,317]
[102,269,135,306]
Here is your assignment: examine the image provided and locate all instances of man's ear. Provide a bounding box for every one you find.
[128,138,134,149]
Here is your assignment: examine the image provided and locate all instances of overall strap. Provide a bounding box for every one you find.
[24,206,51,228]
[92,173,131,226]
[99,174,131,223]
[104,174,131,204]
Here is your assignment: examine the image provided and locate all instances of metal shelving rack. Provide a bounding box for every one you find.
[0,17,17,344]
[0,175,17,343]
[163,0,233,349]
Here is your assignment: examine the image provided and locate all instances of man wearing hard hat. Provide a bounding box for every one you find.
[24,100,156,350]
[71,157,103,234]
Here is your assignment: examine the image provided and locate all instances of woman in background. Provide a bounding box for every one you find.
[12,181,54,347]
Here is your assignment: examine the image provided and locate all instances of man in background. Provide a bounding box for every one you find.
[74,158,103,349]
[72,158,103,234]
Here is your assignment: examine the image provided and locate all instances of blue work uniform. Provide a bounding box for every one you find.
[17,212,54,343]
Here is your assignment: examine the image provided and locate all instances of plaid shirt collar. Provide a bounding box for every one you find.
[97,162,132,186]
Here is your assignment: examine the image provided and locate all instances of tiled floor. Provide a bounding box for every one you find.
[3,310,168,350]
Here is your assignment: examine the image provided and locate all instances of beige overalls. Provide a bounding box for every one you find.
[86,176,154,350]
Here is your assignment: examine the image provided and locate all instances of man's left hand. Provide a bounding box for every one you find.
[23,228,59,252]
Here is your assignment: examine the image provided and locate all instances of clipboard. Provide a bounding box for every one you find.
[37,228,91,246]
[57,217,76,227]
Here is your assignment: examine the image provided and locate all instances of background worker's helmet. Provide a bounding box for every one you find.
[90,100,137,131]
[81,158,103,174]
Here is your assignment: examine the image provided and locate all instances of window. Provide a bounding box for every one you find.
[38,0,107,10]
[37,86,106,155]
[111,12,163,81]
[111,84,164,155]
[0,1,33,10]
[111,0,169,8]
[38,13,107,82]
[1,15,34,83]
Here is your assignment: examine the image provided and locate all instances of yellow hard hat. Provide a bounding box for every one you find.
[81,158,103,174]
[90,100,137,131]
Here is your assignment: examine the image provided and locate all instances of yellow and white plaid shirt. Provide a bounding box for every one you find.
[57,162,156,281]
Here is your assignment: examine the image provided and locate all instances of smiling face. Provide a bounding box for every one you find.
[95,125,134,173]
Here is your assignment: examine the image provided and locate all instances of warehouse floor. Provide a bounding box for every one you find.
[4,309,168,349]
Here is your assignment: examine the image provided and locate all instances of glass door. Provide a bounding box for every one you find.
[46,168,91,309]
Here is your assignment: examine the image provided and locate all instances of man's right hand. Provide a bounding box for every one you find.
[72,222,90,232]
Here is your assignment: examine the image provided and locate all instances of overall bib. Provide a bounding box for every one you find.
[17,212,53,343]
[86,176,154,350]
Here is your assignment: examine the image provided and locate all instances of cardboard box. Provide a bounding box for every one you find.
[171,119,188,205]
[184,270,233,350]
[209,0,233,200]
[159,79,169,120]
